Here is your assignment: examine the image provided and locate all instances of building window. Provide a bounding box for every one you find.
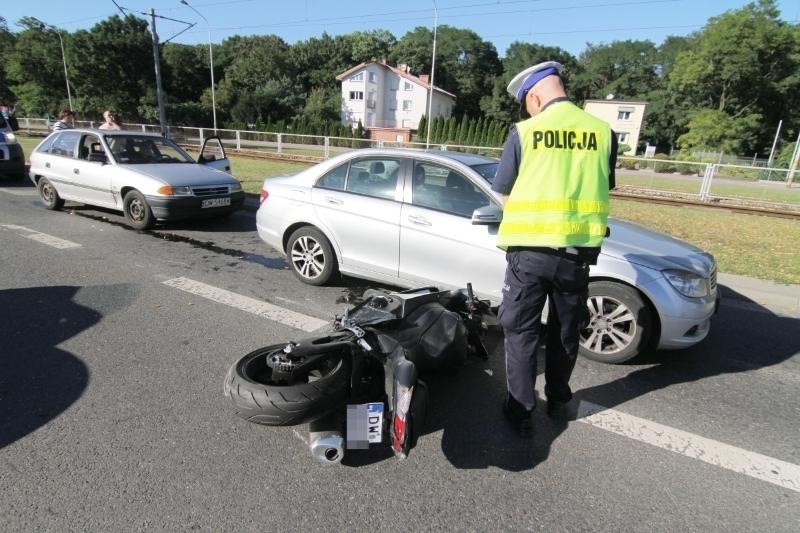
[402,100,413,111]
[388,99,397,111]
[404,81,413,91]
[617,107,634,120]
[350,72,364,82]
[617,132,629,144]
[349,91,364,101]
[390,79,399,91]
[368,71,376,82]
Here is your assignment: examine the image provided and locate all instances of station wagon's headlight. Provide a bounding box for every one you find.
[662,269,709,298]
[157,185,192,196]
[230,182,242,192]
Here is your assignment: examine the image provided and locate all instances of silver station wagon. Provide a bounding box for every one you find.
[28,129,244,229]
[255,148,719,364]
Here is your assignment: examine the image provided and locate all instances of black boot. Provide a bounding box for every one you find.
[502,395,533,438]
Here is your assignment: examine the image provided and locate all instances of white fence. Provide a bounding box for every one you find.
[15,117,502,161]
[16,117,798,210]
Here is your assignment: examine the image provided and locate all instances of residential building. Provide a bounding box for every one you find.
[336,61,456,142]
[583,99,648,155]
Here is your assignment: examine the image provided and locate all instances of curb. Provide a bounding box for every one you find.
[717,273,800,317]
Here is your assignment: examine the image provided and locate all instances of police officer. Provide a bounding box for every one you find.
[492,61,617,437]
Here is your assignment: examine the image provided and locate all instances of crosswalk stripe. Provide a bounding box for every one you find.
[0,224,82,249]
[162,276,328,332]
[577,401,800,493]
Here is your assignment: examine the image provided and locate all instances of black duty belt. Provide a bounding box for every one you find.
[508,246,591,262]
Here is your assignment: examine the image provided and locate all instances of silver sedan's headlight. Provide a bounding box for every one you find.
[230,182,242,192]
[662,269,710,298]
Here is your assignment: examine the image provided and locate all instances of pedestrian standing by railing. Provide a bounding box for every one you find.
[99,110,122,130]
[51,109,75,131]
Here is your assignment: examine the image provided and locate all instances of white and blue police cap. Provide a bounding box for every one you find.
[506,61,564,102]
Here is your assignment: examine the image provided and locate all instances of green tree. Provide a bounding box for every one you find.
[391,25,501,118]
[571,40,659,103]
[668,0,799,154]
[0,17,17,102]
[67,15,154,121]
[216,35,302,125]
[677,109,761,154]
[289,33,360,94]
[639,36,694,152]
[5,17,76,116]
[349,29,397,63]
[302,86,341,123]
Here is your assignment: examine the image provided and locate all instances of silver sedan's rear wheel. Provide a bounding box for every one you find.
[286,226,338,286]
[579,281,651,363]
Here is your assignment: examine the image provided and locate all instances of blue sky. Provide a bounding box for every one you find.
[3,0,798,57]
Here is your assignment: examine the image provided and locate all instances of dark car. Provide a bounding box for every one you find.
[0,114,26,179]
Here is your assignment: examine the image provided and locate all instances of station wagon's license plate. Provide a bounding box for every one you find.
[346,402,384,449]
[201,197,230,208]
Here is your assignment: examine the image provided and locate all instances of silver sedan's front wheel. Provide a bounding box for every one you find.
[579,281,651,363]
[286,227,338,286]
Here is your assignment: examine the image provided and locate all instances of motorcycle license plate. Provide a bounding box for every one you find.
[346,402,384,450]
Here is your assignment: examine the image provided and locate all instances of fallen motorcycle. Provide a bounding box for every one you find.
[223,283,492,464]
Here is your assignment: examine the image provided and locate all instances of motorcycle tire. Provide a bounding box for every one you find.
[224,342,351,426]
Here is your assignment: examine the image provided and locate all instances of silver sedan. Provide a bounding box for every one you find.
[28,129,244,230]
[255,148,718,363]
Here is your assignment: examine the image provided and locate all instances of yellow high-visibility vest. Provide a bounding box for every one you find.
[497,101,612,249]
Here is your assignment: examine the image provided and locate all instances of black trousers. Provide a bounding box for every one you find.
[498,249,590,412]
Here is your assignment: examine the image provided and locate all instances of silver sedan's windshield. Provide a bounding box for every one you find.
[105,135,195,164]
[470,162,498,184]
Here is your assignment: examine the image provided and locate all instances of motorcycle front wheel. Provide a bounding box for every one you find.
[224,341,351,426]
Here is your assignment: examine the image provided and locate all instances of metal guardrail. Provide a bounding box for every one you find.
[616,156,799,210]
[17,117,798,209]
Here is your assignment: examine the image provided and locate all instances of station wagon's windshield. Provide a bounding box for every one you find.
[105,135,194,164]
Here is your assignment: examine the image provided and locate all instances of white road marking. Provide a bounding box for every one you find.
[0,224,82,249]
[162,276,328,332]
[577,401,800,493]
[0,188,36,196]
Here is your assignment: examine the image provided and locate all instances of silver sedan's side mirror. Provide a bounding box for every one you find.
[471,205,503,225]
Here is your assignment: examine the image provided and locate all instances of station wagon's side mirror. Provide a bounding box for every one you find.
[471,205,503,225]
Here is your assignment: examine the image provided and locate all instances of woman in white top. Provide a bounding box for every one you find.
[99,110,122,130]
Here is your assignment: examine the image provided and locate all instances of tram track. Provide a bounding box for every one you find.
[611,189,800,221]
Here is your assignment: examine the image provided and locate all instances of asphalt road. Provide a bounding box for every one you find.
[1,180,798,532]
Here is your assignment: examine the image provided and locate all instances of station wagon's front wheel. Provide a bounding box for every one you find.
[123,190,154,230]
[38,178,64,210]
[287,227,338,286]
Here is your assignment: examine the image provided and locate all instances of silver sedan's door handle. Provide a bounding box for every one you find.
[408,215,431,226]
[45,162,51,168]
[325,197,344,205]
[73,168,80,174]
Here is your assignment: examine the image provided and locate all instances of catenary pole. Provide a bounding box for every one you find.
[425,0,438,149]
[150,9,168,136]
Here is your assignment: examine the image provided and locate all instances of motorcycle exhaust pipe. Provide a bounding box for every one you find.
[309,431,345,464]
[309,412,345,464]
